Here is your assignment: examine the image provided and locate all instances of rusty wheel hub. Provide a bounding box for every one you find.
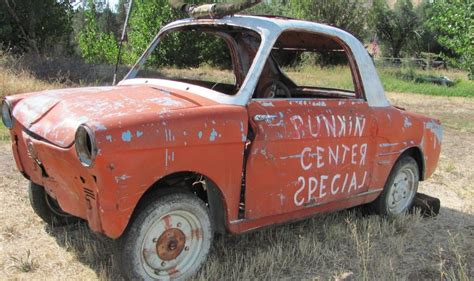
[156,228,186,261]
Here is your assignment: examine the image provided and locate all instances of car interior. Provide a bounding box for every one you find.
[135,27,361,100]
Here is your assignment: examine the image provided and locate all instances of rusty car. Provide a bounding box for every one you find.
[2,4,443,280]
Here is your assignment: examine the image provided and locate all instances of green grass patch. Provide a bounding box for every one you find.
[0,123,10,141]
[379,69,474,97]
[284,65,474,97]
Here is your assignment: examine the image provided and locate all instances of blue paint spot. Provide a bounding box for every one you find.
[209,129,218,141]
[95,123,107,131]
[106,135,113,142]
[122,130,132,142]
[198,131,203,139]
[136,130,143,138]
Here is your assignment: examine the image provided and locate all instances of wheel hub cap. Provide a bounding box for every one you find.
[388,169,416,214]
[156,228,186,261]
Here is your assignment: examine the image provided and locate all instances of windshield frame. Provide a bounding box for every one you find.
[122,18,280,106]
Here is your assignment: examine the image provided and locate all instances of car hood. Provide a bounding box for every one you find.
[12,85,214,147]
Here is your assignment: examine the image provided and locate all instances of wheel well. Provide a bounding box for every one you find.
[132,171,227,235]
[401,147,425,181]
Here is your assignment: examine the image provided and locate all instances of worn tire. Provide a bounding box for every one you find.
[119,192,213,281]
[370,155,419,216]
[28,182,80,226]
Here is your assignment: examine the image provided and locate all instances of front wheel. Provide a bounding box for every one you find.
[370,155,419,216]
[119,192,213,280]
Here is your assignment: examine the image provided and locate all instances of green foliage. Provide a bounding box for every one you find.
[78,0,118,64]
[371,0,420,58]
[121,0,179,65]
[427,0,474,79]
[0,0,73,54]
[246,0,369,39]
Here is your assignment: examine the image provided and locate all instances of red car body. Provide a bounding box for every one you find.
[3,16,442,240]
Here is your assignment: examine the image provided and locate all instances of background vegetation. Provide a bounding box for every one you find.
[0,0,473,89]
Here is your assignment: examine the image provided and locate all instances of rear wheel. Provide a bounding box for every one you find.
[119,192,213,280]
[370,156,419,216]
[28,182,80,226]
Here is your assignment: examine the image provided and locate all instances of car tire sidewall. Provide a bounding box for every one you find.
[120,192,213,281]
[28,182,80,226]
[373,156,419,216]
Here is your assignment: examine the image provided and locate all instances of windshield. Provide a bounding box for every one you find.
[126,26,262,96]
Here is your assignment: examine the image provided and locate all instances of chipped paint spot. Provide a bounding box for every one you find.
[404,117,412,128]
[426,121,443,143]
[209,129,218,141]
[106,135,113,142]
[261,101,274,107]
[93,123,107,131]
[136,130,143,138]
[198,131,203,139]
[312,101,327,107]
[149,97,183,107]
[379,143,399,148]
[122,130,132,142]
[115,174,131,183]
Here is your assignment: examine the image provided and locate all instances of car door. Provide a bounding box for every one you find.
[244,98,377,219]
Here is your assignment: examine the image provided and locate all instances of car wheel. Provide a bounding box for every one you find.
[119,192,213,280]
[371,155,419,216]
[28,182,80,226]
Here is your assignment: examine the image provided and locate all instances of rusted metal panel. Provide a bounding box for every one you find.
[245,99,377,219]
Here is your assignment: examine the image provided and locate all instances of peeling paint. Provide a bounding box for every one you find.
[425,121,443,143]
[404,117,412,128]
[93,123,108,131]
[115,174,131,183]
[106,135,113,142]
[198,131,203,139]
[209,129,218,141]
[136,130,143,138]
[261,101,274,107]
[122,130,132,142]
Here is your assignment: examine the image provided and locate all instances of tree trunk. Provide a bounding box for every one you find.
[3,0,40,54]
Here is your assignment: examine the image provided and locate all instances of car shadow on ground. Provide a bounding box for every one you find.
[44,203,474,280]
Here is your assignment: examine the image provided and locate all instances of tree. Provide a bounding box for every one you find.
[246,0,369,40]
[428,0,473,79]
[77,0,118,64]
[371,0,420,58]
[0,0,73,54]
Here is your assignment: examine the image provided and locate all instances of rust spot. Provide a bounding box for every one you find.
[107,163,115,171]
[191,228,202,240]
[162,215,173,230]
[156,228,186,261]
[167,267,179,277]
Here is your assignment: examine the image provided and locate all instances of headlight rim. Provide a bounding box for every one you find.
[75,124,97,168]
[1,99,13,129]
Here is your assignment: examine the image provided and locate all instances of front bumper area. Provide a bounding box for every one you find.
[11,128,103,234]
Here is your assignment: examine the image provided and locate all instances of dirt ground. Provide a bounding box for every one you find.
[0,92,472,280]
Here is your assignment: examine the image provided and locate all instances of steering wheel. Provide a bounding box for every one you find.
[261,80,291,99]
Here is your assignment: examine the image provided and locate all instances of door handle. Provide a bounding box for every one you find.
[253,114,278,122]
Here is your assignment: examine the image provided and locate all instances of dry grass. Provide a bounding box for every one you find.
[0,62,473,280]
[0,66,62,98]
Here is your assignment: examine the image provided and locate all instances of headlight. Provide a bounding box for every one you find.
[75,125,97,167]
[1,99,13,129]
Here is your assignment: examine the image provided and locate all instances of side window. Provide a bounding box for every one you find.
[256,30,361,100]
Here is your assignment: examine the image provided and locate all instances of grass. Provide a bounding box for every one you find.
[283,65,474,98]
[379,70,474,97]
